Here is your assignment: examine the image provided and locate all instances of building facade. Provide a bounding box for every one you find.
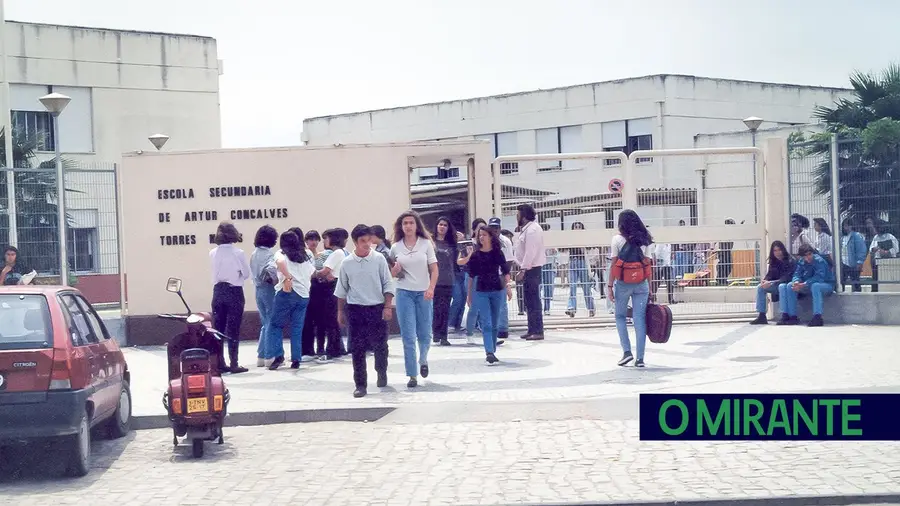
[1,20,222,302]
[302,75,851,230]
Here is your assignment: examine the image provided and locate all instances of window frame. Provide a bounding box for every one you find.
[603,120,653,166]
[67,227,100,274]
[59,294,99,345]
[73,294,110,341]
[494,132,520,175]
[11,110,56,152]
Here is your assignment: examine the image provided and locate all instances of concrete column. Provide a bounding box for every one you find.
[763,137,789,251]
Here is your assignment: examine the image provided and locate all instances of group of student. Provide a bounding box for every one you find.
[750,213,899,326]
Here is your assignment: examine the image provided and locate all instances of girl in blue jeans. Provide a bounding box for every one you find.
[607,210,653,368]
[390,211,440,388]
[265,230,314,370]
[458,225,511,365]
[750,241,795,325]
[250,225,279,367]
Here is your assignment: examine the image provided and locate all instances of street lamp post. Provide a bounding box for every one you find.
[743,116,763,224]
[149,133,169,151]
[39,92,72,285]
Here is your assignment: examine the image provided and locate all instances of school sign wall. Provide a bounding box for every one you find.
[118,141,493,345]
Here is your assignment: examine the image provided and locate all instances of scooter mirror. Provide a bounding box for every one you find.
[166,277,183,293]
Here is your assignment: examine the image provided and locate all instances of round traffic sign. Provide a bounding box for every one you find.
[608,178,623,193]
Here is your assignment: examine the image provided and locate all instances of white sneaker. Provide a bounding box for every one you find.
[466,335,480,346]
[256,358,266,368]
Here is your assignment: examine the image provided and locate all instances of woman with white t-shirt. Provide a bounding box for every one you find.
[390,210,439,388]
[266,229,315,370]
[812,218,834,268]
[607,210,653,368]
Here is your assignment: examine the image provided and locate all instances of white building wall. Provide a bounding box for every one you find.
[4,21,222,278]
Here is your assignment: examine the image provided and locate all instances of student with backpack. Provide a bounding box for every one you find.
[607,210,653,368]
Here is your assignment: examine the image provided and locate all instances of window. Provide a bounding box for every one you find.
[74,295,110,341]
[418,167,460,181]
[12,111,55,152]
[67,228,98,273]
[60,294,98,345]
[535,128,561,172]
[559,126,583,170]
[494,132,519,175]
[0,295,52,350]
[602,119,653,165]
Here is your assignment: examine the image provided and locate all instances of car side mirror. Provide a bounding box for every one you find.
[166,277,182,293]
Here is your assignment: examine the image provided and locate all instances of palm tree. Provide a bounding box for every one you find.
[805,64,900,231]
[0,126,79,281]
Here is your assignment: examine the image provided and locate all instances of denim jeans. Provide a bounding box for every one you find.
[266,290,309,362]
[449,271,467,329]
[255,284,275,359]
[541,265,555,312]
[614,280,650,361]
[567,258,595,311]
[779,281,833,316]
[473,289,505,354]
[396,289,433,377]
[673,251,693,280]
[755,282,780,314]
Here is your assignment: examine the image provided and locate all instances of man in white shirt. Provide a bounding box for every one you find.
[513,205,546,340]
[651,242,675,304]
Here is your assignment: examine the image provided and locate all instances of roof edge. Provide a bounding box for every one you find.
[303,74,852,122]
[7,20,216,41]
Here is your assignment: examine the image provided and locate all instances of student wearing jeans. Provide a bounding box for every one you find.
[266,230,314,369]
[488,218,514,339]
[749,240,794,325]
[249,225,278,367]
[390,210,439,388]
[336,225,395,398]
[607,210,652,368]
[777,244,835,327]
[840,220,867,292]
[458,225,511,365]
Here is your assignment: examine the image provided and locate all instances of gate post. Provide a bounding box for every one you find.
[763,137,789,255]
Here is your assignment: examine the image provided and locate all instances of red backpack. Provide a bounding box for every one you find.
[611,241,652,284]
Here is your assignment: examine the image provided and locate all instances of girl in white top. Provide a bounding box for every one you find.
[390,211,439,388]
[265,229,315,370]
[606,210,652,369]
[812,218,834,266]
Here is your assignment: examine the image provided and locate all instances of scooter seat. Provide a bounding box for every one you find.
[181,348,210,362]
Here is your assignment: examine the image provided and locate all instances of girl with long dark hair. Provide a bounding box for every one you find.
[265,230,314,370]
[607,210,653,367]
[390,210,439,388]
[813,218,834,267]
[458,225,511,364]
[431,216,459,346]
[209,222,251,374]
[749,240,795,325]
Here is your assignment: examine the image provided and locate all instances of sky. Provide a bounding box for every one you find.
[6,0,900,148]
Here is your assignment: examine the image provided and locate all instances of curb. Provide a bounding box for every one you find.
[515,493,900,506]
[132,406,395,430]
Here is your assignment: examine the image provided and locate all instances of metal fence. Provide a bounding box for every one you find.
[491,147,765,327]
[787,136,900,291]
[0,162,121,299]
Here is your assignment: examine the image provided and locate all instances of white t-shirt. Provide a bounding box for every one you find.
[323,248,346,279]
[815,233,833,257]
[274,250,315,297]
[611,234,649,258]
[499,235,515,263]
[391,237,438,292]
[651,243,672,266]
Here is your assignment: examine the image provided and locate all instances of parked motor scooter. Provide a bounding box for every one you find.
[158,277,231,458]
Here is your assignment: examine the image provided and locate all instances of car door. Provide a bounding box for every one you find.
[74,295,123,403]
[59,294,109,419]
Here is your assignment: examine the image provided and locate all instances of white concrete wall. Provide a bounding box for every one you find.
[302,75,851,230]
[5,21,222,276]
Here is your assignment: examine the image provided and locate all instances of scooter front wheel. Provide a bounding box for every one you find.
[191,438,204,458]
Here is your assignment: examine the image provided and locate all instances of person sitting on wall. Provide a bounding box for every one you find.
[777,243,835,327]
[749,241,795,325]
[1,246,37,285]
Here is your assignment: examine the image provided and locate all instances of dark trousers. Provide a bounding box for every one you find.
[347,304,388,388]
[716,250,733,286]
[523,267,544,335]
[432,285,454,340]
[652,265,675,304]
[303,280,346,357]
[841,264,862,292]
[212,283,245,369]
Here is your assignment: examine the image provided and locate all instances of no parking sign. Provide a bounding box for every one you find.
[608,178,623,193]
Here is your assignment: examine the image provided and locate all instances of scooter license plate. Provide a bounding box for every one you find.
[187,397,208,413]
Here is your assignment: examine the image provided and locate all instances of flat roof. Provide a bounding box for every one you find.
[304,73,852,122]
[7,20,215,41]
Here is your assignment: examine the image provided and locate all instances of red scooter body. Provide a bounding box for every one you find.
[158,279,231,458]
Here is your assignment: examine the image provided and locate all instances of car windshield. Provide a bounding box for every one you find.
[0,294,52,350]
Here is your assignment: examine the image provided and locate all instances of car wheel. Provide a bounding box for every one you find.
[65,412,91,477]
[191,438,204,458]
[105,380,132,439]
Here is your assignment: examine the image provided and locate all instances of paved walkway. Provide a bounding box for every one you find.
[123,323,900,417]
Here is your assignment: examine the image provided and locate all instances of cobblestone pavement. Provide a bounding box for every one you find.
[122,323,900,416]
[1,420,898,505]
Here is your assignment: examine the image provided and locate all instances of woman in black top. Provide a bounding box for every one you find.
[458,225,511,365]
[431,216,459,346]
[2,246,37,285]
[750,240,795,325]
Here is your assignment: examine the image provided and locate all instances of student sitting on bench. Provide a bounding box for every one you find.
[777,244,835,327]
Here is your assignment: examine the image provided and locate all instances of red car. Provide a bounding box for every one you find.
[0,286,132,477]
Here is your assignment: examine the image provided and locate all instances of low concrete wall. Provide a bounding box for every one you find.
[793,292,900,325]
